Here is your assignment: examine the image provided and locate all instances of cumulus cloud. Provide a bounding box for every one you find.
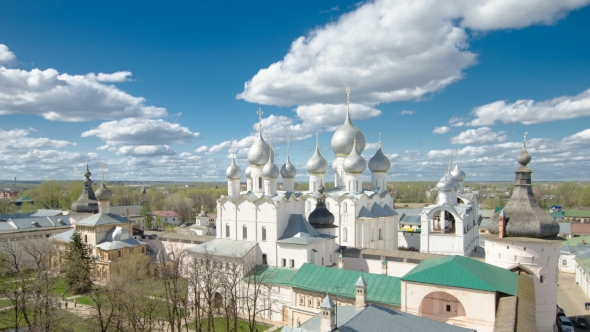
[433,126,451,134]
[86,71,133,82]
[116,145,176,157]
[450,127,507,144]
[0,45,166,121]
[399,110,414,115]
[195,145,208,153]
[237,0,588,108]
[81,118,199,146]
[561,128,590,147]
[0,128,75,150]
[453,88,590,126]
[0,44,16,65]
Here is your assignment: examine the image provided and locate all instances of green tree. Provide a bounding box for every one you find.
[141,203,154,229]
[64,230,93,294]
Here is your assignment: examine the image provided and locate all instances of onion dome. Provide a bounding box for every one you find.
[306,144,329,174]
[225,158,242,180]
[331,110,366,156]
[95,182,112,201]
[487,137,559,238]
[343,140,366,173]
[245,166,252,179]
[368,144,391,173]
[247,131,270,166]
[436,174,454,191]
[71,164,99,213]
[450,162,466,181]
[262,149,279,178]
[280,156,297,178]
[308,184,335,227]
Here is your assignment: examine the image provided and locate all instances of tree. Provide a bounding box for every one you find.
[64,230,93,294]
[141,203,154,229]
[164,193,194,224]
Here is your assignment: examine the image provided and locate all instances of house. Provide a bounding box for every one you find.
[153,210,180,226]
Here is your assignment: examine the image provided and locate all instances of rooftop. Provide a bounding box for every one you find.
[187,238,258,258]
[75,213,133,227]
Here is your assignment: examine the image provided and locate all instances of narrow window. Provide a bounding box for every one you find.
[343,227,348,242]
[308,298,312,307]
[299,296,304,305]
[290,259,295,268]
[84,235,88,243]
[446,304,451,312]
[282,258,286,267]
[226,224,230,238]
[540,275,544,283]
[379,228,383,240]
[118,250,121,258]
[563,260,567,266]
[322,257,324,265]
[258,177,262,189]
[262,226,267,241]
[343,203,347,213]
[316,299,321,308]
[262,254,268,265]
[243,225,248,239]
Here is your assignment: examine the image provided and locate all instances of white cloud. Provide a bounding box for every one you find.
[116,145,176,157]
[0,128,75,150]
[0,45,166,121]
[0,44,16,65]
[195,145,208,153]
[81,118,199,146]
[456,88,590,126]
[561,128,590,147]
[237,0,588,108]
[433,126,451,134]
[86,71,132,82]
[450,127,507,144]
[399,110,414,115]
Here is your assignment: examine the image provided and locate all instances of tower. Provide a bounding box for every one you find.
[262,145,279,196]
[342,139,366,194]
[247,109,270,194]
[450,150,466,194]
[485,133,561,332]
[280,138,297,192]
[320,295,336,332]
[355,275,367,309]
[70,164,99,222]
[368,133,391,192]
[226,140,242,197]
[95,162,112,214]
[306,134,328,193]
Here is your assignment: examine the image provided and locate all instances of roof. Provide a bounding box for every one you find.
[479,209,495,218]
[75,213,132,227]
[562,235,590,246]
[246,265,298,286]
[157,232,215,244]
[95,226,146,250]
[399,215,421,225]
[187,239,258,258]
[0,216,71,233]
[395,208,423,216]
[577,257,590,274]
[565,210,590,218]
[51,228,75,242]
[289,263,401,307]
[285,304,473,332]
[277,214,335,245]
[343,248,443,261]
[402,255,518,296]
[515,274,536,332]
[551,211,566,219]
[561,244,576,254]
[16,196,34,202]
[153,210,178,217]
[108,205,142,218]
[31,209,63,217]
[559,222,571,234]
[356,206,375,218]
[370,203,394,217]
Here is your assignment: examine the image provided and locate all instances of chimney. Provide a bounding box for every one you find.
[583,240,586,246]
[126,208,130,221]
[320,295,336,332]
[381,259,388,275]
[338,252,344,269]
[499,210,507,239]
[355,275,367,309]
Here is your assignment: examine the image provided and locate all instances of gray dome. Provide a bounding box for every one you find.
[436,174,454,191]
[450,162,466,181]
[95,182,113,201]
[226,159,242,180]
[71,165,99,213]
[280,156,297,178]
[247,132,270,166]
[331,111,366,156]
[518,148,531,166]
[306,146,329,174]
[245,166,252,179]
[368,148,391,173]
[342,141,366,173]
[262,149,279,178]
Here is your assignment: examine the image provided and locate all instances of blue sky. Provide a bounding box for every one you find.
[1,0,590,182]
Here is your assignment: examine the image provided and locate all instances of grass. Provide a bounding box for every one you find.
[186,317,270,331]
[73,295,95,306]
[0,307,92,331]
[0,298,12,308]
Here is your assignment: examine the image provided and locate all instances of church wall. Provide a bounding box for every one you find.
[402,281,496,332]
[558,253,576,273]
[398,232,420,249]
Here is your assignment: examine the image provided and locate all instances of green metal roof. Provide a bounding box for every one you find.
[565,210,590,218]
[288,263,401,307]
[402,255,518,296]
[550,211,565,219]
[577,257,590,274]
[246,265,298,286]
[16,196,34,202]
[562,235,590,246]
[494,206,505,213]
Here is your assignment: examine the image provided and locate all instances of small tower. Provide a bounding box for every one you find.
[368,133,391,192]
[498,209,506,239]
[306,134,328,193]
[262,143,279,196]
[280,137,297,192]
[381,259,388,275]
[338,252,344,269]
[247,109,271,194]
[245,166,252,192]
[355,275,367,309]
[70,164,99,222]
[343,139,366,194]
[225,140,242,197]
[95,162,112,214]
[320,295,336,332]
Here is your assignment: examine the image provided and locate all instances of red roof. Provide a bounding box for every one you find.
[153,210,178,217]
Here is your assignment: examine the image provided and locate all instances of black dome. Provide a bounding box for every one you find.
[308,184,335,227]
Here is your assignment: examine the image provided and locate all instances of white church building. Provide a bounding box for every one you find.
[215,97,398,270]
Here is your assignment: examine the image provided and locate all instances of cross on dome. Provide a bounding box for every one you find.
[99,162,106,182]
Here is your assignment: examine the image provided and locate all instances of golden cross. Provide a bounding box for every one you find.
[230,138,235,159]
[456,149,459,163]
[524,131,528,148]
[346,86,351,104]
[257,108,263,127]
[378,132,382,149]
[316,133,319,148]
[287,136,291,157]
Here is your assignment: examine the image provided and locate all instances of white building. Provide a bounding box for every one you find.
[483,140,562,332]
[216,102,398,269]
[419,158,479,256]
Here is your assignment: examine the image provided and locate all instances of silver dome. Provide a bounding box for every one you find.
[331,111,366,156]
[306,146,329,174]
[342,142,366,173]
[368,147,391,173]
[450,162,466,181]
[280,156,297,178]
[95,182,113,201]
[245,166,252,179]
[247,132,270,166]
[436,174,454,191]
[226,159,242,180]
[262,149,279,178]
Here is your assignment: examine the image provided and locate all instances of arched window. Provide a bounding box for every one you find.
[243,225,248,239]
[258,177,262,189]
[226,224,230,238]
[343,227,348,242]
[262,226,267,241]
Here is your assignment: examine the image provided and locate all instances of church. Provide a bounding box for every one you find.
[215,91,398,270]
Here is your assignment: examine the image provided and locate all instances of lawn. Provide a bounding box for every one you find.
[0,307,92,331]
[73,295,95,306]
[0,298,12,308]
[186,317,270,331]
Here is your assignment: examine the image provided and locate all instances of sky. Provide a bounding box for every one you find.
[1,0,590,183]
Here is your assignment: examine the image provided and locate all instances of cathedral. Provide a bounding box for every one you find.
[217,92,398,269]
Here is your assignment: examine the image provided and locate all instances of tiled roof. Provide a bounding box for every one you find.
[289,263,401,307]
[402,255,518,296]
